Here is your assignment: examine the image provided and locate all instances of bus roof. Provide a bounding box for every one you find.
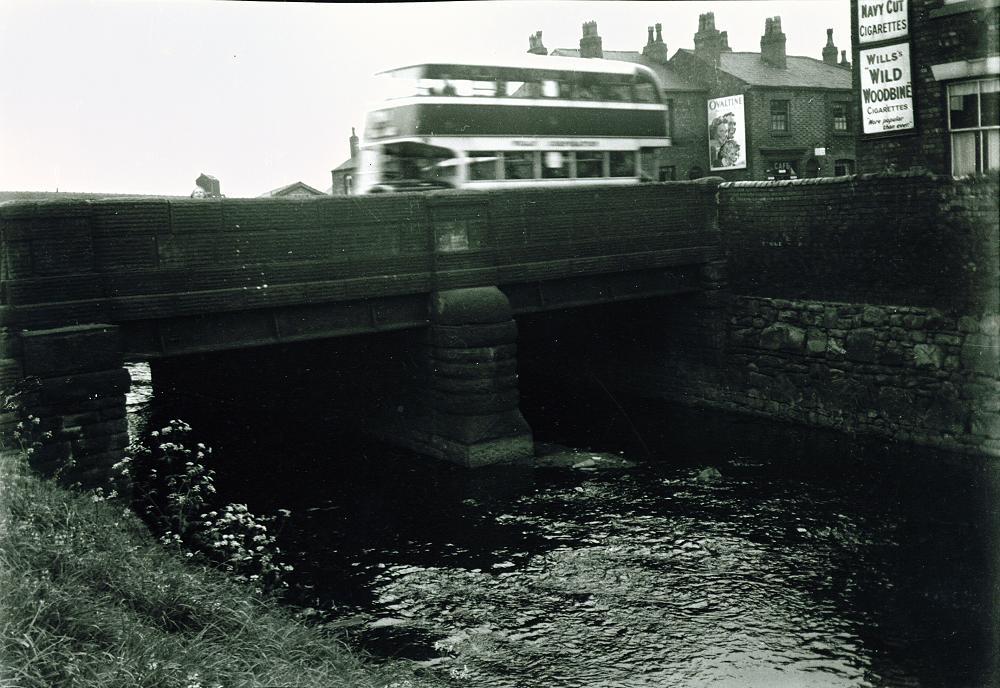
[377,55,658,80]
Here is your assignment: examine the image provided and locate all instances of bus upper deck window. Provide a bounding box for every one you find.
[542,80,559,98]
[573,83,596,100]
[509,81,541,98]
[471,80,497,97]
[418,78,444,96]
[633,83,658,103]
[607,84,631,101]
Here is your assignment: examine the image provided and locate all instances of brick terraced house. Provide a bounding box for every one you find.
[537,13,856,181]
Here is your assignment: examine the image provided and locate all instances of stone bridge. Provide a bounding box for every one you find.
[0,181,724,483]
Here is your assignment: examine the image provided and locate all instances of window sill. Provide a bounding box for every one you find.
[930,0,1000,19]
[769,131,793,137]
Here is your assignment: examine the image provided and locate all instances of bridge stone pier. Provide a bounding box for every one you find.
[0,181,723,484]
[391,286,533,467]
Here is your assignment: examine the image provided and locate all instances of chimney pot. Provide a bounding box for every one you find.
[647,26,654,45]
[823,27,839,64]
[349,127,359,159]
[643,21,669,63]
[761,15,787,69]
[580,20,603,58]
[694,11,729,64]
[527,30,547,54]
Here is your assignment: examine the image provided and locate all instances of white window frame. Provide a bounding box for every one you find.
[947,77,1000,176]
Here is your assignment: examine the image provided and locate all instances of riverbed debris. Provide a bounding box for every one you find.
[534,443,637,470]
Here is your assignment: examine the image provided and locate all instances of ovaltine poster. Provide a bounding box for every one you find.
[707,95,746,171]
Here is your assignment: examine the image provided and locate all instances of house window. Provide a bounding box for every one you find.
[344,175,353,194]
[834,159,855,176]
[833,102,851,132]
[948,77,1000,175]
[770,100,790,132]
[659,165,676,181]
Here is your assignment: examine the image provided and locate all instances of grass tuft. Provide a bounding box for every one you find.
[0,451,444,688]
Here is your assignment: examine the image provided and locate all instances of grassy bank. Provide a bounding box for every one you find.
[0,451,440,688]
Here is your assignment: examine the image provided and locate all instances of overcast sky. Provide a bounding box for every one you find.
[0,0,851,197]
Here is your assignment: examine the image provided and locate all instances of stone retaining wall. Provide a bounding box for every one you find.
[612,172,999,459]
[644,297,1000,457]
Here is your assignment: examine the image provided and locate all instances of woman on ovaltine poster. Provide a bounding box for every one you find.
[710,113,741,167]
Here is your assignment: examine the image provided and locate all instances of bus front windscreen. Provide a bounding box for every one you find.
[368,141,459,190]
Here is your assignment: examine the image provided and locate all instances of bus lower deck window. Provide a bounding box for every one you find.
[469,152,499,180]
[542,151,570,179]
[576,151,604,178]
[504,152,535,179]
[610,152,637,177]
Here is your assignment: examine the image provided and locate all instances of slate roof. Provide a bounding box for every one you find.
[331,157,355,174]
[259,181,325,198]
[675,49,852,90]
[550,48,703,91]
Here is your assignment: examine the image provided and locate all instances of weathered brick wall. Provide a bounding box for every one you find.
[721,172,999,312]
[659,90,712,179]
[743,89,856,179]
[611,172,999,458]
[852,0,1000,174]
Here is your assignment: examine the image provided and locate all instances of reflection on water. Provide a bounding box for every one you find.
[126,362,999,688]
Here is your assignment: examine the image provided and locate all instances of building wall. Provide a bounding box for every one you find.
[744,89,857,179]
[668,53,753,181]
[330,168,354,196]
[851,0,1000,173]
[670,50,857,181]
[657,90,712,179]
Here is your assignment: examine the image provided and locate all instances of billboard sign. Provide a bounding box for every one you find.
[860,42,915,134]
[858,0,908,44]
[707,94,746,171]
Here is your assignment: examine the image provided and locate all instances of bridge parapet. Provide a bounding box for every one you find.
[1,182,722,473]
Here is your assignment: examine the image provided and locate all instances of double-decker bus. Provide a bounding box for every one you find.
[355,56,670,194]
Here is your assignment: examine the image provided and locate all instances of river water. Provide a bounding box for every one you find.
[126,362,999,688]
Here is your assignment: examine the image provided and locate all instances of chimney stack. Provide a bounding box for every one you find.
[694,12,731,65]
[840,50,851,69]
[580,20,603,58]
[822,28,838,65]
[642,21,669,64]
[195,173,221,198]
[349,127,359,160]
[760,16,787,69]
[527,30,547,55]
